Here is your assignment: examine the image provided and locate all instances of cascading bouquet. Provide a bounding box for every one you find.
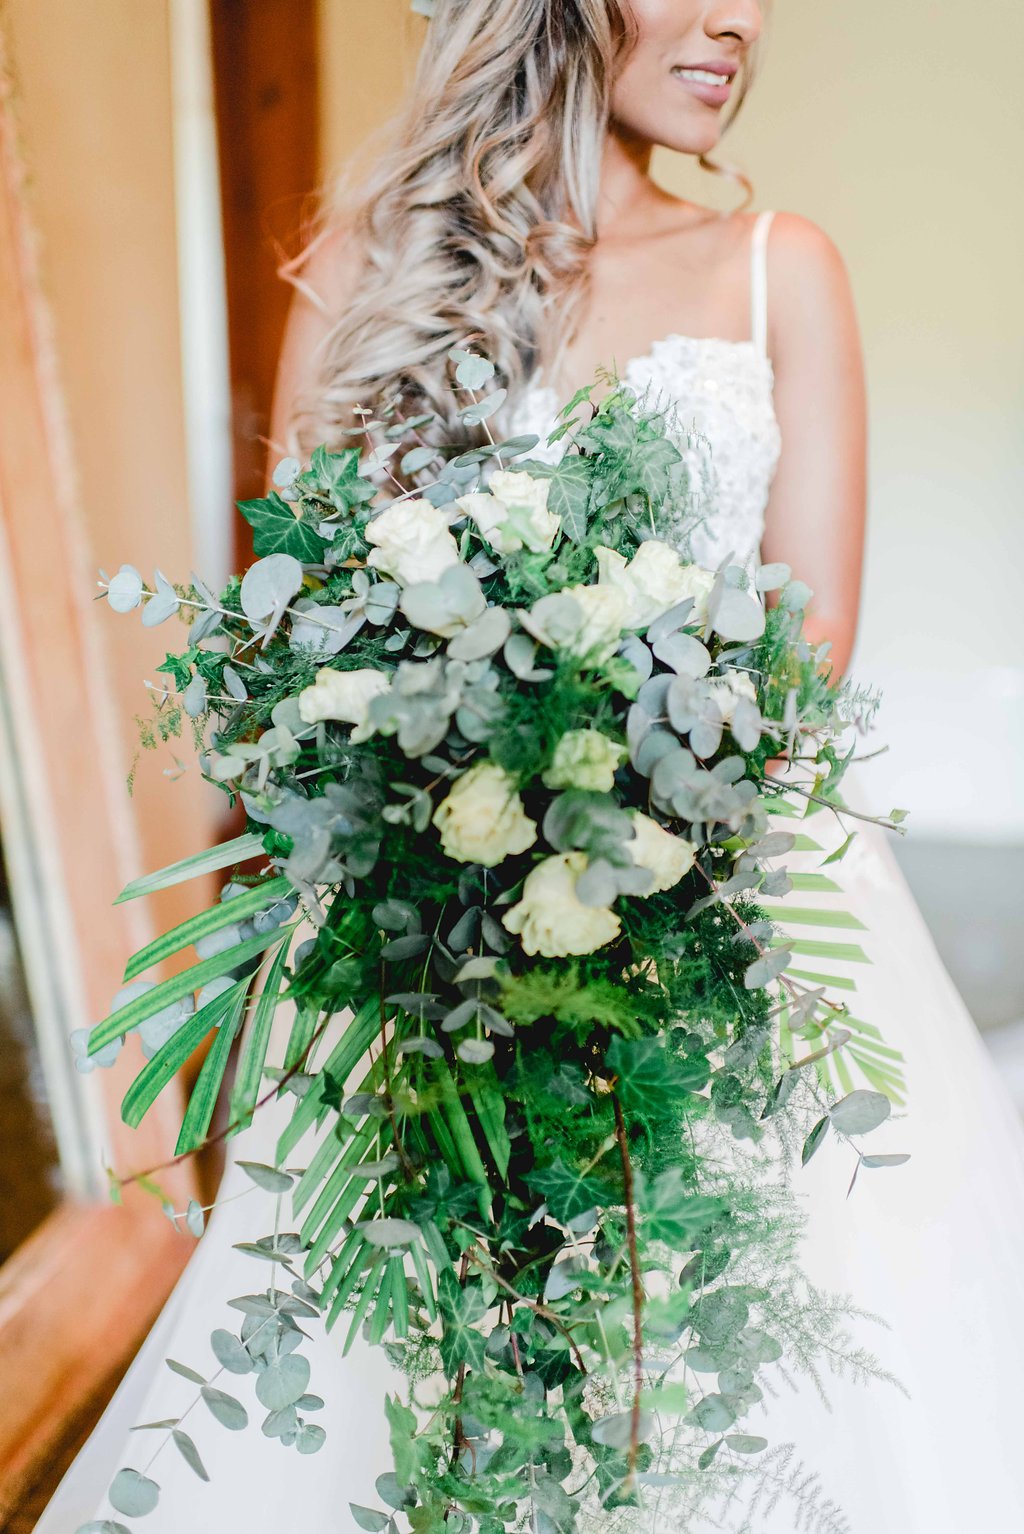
[81,356,905,1534]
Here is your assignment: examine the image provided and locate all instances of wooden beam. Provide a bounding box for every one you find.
[210,0,321,537]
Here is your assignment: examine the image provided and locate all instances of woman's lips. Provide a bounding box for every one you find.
[670,65,735,109]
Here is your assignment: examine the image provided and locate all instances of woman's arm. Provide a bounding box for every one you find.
[760,214,868,677]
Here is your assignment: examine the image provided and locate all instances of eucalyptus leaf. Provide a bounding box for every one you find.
[109,1468,160,1517]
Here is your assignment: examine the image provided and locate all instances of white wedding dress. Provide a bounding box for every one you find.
[40,212,1024,1533]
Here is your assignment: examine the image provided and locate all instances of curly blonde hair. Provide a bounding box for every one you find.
[294,0,762,454]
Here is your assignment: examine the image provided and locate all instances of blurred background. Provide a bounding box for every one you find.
[0,0,1020,1525]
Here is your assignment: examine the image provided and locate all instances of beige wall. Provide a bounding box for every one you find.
[4,0,221,878]
[319,0,1024,838]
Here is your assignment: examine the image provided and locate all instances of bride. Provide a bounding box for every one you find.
[41,1,1024,1530]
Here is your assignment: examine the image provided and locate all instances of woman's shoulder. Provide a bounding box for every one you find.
[757,210,857,342]
[290,221,364,318]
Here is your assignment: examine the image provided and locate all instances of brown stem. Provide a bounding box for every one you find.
[464,1244,588,1375]
[613,1096,644,1493]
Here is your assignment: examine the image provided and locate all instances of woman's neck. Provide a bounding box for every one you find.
[596,126,662,239]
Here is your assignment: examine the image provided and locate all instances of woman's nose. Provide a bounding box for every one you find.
[704,1,763,48]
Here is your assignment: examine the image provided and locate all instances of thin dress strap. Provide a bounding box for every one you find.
[750,209,776,356]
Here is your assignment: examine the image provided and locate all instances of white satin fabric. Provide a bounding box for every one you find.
[39,212,1024,1532]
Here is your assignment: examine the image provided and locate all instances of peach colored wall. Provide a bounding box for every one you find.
[4,0,221,899]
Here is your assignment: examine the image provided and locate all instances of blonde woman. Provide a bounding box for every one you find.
[40,3,1024,1531]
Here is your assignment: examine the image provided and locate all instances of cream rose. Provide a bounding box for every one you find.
[707,669,758,725]
[298,667,390,740]
[458,471,560,555]
[432,762,537,868]
[542,729,628,793]
[595,540,716,629]
[502,851,621,958]
[563,582,629,662]
[365,498,460,586]
[628,812,698,894]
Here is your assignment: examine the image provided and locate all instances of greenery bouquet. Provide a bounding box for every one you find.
[80,357,904,1534]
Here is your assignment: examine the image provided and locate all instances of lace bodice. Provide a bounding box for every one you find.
[503,211,782,570]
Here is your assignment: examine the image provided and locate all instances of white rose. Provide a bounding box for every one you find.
[563,583,629,662]
[707,670,757,724]
[458,472,560,556]
[542,729,628,793]
[595,540,716,629]
[365,498,460,586]
[628,812,698,894]
[298,666,390,742]
[432,762,537,868]
[502,851,621,958]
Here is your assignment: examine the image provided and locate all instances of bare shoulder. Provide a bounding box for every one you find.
[290,221,363,318]
[270,221,363,459]
[765,213,856,317]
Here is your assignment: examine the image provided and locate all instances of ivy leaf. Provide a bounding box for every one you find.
[636,1169,722,1248]
[526,1158,610,1223]
[544,456,591,542]
[238,492,327,562]
[607,1035,705,1116]
[309,445,376,512]
[437,1269,489,1377]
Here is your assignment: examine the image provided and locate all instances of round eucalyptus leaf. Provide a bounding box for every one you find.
[349,1507,391,1533]
[686,1394,736,1432]
[781,579,813,611]
[296,1422,327,1455]
[106,564,144,613]
[755,561,791,592]
[221,663,249,701]
[457,1037,495,1064]
[727,1434,768,1455]
[210,1328,253,1375]
[240,553,304,625]
[375,1471,417,1510]
[356,1218,422,1249]
[109,1468,160,1517]
[141,570,181,628]
[829,1089,891,1136]
[180,673,207,718]
[255,1352,311,1411]
[201,1384,248,1431]
[272,456,301,488]
[710,586,765,643]
[460,387,507,425]
[454,355,496,389]
[261,1404,299,1439]
[590,1408,655,1449]
[683,1347,721,1374]
[862,1152,911,1169]
[185,1199,205,1238]
[70,1026,123,1073]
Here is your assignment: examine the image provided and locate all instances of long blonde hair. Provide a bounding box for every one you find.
[295,0,761,454]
